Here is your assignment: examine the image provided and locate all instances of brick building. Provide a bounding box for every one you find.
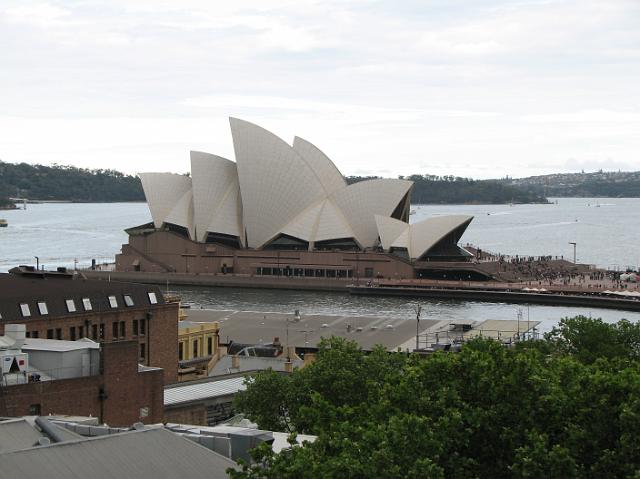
[0,266,179,383]
[0,326,164,426]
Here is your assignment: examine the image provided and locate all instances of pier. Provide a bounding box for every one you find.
[82,270,640,312]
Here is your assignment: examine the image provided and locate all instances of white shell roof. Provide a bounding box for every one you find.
[375,214,473,260]
[139,173,193,237]
[293,136,346,197]
[190,151,242,242]
[230,118,326,248]
[332,178,412,248]
[139,118,472,253]
[409,215,473,259]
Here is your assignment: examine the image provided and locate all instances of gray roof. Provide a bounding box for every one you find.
[165,376,247,407]
[0,272,165,323]
[22,337,100,352]
[186,309,440,351]
[0,419,43,454]
[0,427,237,479]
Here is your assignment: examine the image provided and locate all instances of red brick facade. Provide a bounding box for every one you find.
[0,302,179,384]
[0,341,164,426]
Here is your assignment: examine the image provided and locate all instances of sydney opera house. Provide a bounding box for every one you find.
[116,118,475,281]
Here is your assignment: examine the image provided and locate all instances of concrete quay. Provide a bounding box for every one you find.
[349,285,640,312]
[81,270,640,311]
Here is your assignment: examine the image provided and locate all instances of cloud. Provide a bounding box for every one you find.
[0,0,639,179]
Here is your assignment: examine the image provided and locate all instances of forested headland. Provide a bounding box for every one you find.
[347,174,548,204]
[231,316,640,478]
[0,161,144,203]
[2,159,638,206]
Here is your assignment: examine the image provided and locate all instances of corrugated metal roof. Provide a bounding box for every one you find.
[0,419,43,453]
[164,376,247,406]
[23,338,100,352]
[0,427,237,479]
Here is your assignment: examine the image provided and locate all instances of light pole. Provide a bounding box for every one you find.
[414,304,422,351]
[286,310,301,361]
[569,242,577,264]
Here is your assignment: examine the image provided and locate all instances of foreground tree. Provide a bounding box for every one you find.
[230,318,640,478]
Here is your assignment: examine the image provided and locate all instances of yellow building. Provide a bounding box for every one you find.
[178,320,219,363]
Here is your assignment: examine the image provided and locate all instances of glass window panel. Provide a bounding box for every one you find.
[82,298,92,311]
[20,303,31,317]
[108,295,118,308]
[65,299,77,313]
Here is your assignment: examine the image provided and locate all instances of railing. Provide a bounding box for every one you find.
[419,327,540,349]
[1,365,98,386]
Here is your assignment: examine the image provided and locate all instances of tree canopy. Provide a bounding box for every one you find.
[346,174,548,204]
[230,316,640,478]
[0,161,144,202]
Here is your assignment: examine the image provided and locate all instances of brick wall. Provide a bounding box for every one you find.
[0,302,179,384]
[0,341,164,427]
[164,403,207,425]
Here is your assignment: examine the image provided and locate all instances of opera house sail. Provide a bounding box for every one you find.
[117,118,475,281]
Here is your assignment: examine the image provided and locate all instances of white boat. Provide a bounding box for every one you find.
[0,219,7,227]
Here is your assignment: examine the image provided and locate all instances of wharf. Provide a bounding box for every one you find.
[349,285,640,312]
[81,271,640,311]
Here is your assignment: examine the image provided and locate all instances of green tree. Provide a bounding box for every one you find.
[231,318,640,478]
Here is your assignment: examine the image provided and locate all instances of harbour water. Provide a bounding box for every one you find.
[1,198,639,331]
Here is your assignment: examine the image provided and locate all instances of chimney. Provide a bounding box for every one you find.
[1,324,26,350]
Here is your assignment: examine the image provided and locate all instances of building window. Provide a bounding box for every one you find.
[140,319,146,335]
[139,343,146,361]
[82,297,92,311]
[32,331,39,339]
[65,299,77,313]
[120,321,126,337]
[47,329,53,339]
[207,336,213,356]
[133,320,139,336]
[25,331,30,338]
[78,326,84,338]
[178,342,184,361]
[148,292,158,304]
[55,328,62,340]
[124,295,135,307]
[92,324,98,340]
[29,404,41,415]
[37,301,48,315]
[364,267,374,278]
[112,322,119,339]
[70,326,76,341]
[192,339,199,358]
[99,323,105,341]
[108,295,118,308]
[20,303,31,317]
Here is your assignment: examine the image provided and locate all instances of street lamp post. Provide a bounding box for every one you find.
[568,242,577,264]
[286,310,301,361]
[414,304,422,351]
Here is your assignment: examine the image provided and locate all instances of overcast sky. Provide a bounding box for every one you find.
[1,0,639,179]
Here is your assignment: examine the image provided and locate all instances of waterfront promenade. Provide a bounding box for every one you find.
[83,267,640,312]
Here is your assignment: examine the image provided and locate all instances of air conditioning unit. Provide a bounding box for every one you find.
[0,351,29,376]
